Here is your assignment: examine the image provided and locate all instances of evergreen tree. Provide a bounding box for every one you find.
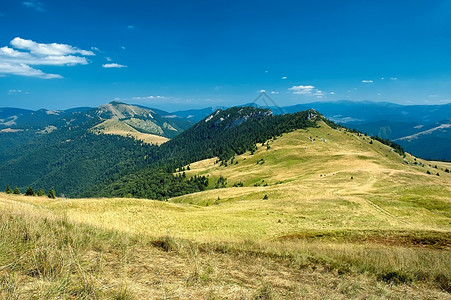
[25,186,35,196]
[5,185,13,194]
[37,189,45,196]
[13,187,21,195]
[48,189,56,199]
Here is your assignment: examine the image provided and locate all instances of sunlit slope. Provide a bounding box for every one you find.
[6,121,449,244]
[169,121,451,233]
[91,119,169,145]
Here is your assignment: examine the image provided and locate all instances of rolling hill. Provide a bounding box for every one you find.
[1,111,449,298]
[0,101,195,196]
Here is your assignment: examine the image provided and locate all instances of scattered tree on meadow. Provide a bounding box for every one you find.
[25,186,36,196]
[37,189,45,196]
[13,187,21,195]
[48,189,56,199]
[215,176,228,188]
[5,185,13,194]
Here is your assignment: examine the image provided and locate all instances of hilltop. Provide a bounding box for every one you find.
[0,101,193,196]
[1,115,449,298]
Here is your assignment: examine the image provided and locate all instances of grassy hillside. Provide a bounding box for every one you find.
[91,119,169,145]
[1,121,450,298]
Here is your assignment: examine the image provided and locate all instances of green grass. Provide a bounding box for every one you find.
[1,121,450,298]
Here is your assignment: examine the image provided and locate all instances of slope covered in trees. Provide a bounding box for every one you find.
[85,107,319,199]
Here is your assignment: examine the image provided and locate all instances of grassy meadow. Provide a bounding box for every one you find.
[1,122,450,298]
[91,119,169,145]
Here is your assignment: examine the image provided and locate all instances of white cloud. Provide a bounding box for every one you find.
[0,37,94,79]
[131,95,165,100]
[361,80,373,83]
[102,63,127,68]
[0,63,61,79]
[380,77,385,80]
[121,46,126,50]
[257,89,266,93]
[289,85,314,94]
[390,77,398,80]
[105,57,112,62]
[22,1,45,12]
[281,76,287,79]
[289,84,326,97]
[270,91,279,94]
[330,91,335,95]
[127,25,136,30]
[11,37,94,56]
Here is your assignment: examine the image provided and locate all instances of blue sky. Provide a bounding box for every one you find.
[1,0,451,111]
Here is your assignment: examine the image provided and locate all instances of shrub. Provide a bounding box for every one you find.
[48,189,56,199]
[25,187,35,196]
[263,194,268,200]
[13,187,21,195]
[36,189,45,196]
[378,271,412,285]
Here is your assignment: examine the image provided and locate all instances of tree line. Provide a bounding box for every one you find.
[4,185,56,199]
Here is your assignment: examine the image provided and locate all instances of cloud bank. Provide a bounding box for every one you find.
[0,37,94,79]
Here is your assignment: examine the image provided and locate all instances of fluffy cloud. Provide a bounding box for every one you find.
[289,85,324,97]
[281,76,287,79]
[102,63,127,68]
[0,63,62,79]
[0,37,93,79]
[11,37,94,56]
[361,80,373,83]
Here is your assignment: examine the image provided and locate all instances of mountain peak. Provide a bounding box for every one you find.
[202,106,272,129]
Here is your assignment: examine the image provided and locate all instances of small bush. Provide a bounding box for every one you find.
[378,271,412,285]
[151,236,178,252]
[13,187,21,195]
[48,189,56,199]
[37,189,45,196]
[435,274,451,293]
[263,194,268,200]
[25,187,35,196]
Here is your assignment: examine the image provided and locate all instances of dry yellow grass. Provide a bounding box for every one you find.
[1,121,450,298]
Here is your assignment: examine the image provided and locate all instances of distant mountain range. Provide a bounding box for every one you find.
[0,99,450,169]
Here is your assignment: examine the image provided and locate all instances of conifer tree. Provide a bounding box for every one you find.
[13,187,21,195]
[48,189,56,199]
[25,186,35,196]
[5,185,12,194]
[37,189,45,196]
